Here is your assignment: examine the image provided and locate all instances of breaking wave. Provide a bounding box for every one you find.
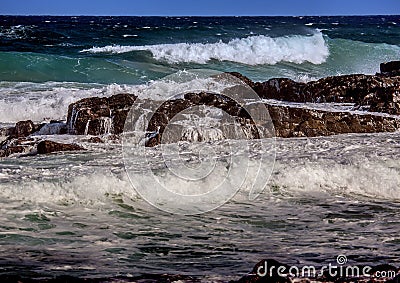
[81,32,329,65]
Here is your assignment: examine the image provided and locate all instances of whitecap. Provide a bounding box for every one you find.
[81,31,329,66]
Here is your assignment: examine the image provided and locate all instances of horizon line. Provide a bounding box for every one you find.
[0,13,398,17]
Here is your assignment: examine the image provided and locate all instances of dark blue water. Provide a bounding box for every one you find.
[0,16,400,282]
[1,16,399,84]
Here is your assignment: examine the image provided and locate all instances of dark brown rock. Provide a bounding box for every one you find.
[252,74,400,115]
[304,75,400,107]
[122,90,400,147]
[144,93,400,146]
[14,120,35,138]
[267,104,400,138]
[381,61,400,73]
[67,93,136,135]
[65,71,400,144]
[228,72,256,88]
[0,145,26,158]
[86,136,104,143]
[0,126,15,139]
[145,92,261,146]
[37,140,85,154]
[253,78,306,102]
[0,137,37,158]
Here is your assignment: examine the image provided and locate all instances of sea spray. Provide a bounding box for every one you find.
[82,32,329,65]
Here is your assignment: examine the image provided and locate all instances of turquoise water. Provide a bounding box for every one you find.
[0,16,399,281]
[1,16,399,84]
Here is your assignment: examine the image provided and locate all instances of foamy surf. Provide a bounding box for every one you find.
[1,133,399,206]
[81,32,329,65]
[0,76,234,123]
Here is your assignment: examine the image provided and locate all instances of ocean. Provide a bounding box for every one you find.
[0,15,399,282]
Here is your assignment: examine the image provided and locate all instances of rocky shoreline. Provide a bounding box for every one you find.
[1,61,400,158]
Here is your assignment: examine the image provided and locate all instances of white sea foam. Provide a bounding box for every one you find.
[1,133,399,206]
[271,158,400,200]
[81,32,329,65]
[0,82,130,123]
[0,172,135,205]
[0,76,234,123]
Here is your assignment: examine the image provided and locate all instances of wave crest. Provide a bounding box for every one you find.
[81,32,329,65]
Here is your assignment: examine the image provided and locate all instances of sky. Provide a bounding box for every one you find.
[0,0,399,16]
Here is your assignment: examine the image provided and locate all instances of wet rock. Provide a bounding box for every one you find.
[67,93,136,135]
[0,126,15,142]
[2,120,48,140]
[14,120,35,138]
[305,75,400,111]
[86,136,104,143]
[143,92,400,146]
[34,121,67,135]
[253,74,400,115]
[0,145,26,158]
[0,138,85,158]
[228,72,256,88]
[253,78,306,102]
[36,140,85,155]
[144,92,261,146]
[367,87,400,115]
[0,137,37,158]
[380,61,400,73]
[267,104,400,138]
[65,70,400,144]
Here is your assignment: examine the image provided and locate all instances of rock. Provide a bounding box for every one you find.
[86,136,104,143]
[14,120,35,138]
[0,126,15,142]
[304,75,400,109]
[369,264,398,275]
[228,72,256,88]
[380,61,400,73]
[253,78,306,102]
[267,104,400,138]
[64,70,400,144]
[0,137,37,158]
[367,86,400,115]
[34,121,67,135]
[0,145,26,158]
[36,140,85,155]
[2,120,48,140]
[142,92,400,146]
[0,138,85,158]
[253,74,400,115]
[303,74,369,103]
[67,93,136,135]
[144,92,262,146]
